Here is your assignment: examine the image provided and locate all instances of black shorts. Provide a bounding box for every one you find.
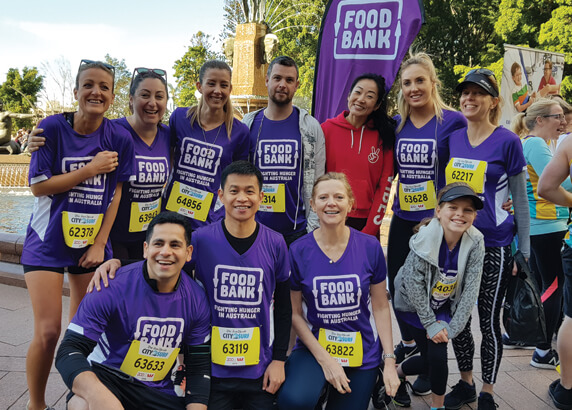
[23,264,95,274]
[66,362,184,410]
[561,244,572,318]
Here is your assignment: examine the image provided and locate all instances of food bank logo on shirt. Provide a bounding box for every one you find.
[257,139,299,170]
[313,274,361,312]
[333,0,404,60]
[178,138,222,176]
[213,265,263,306]
[62,156,106,193]
[133,317,185,348]
[133,156,169,188]
[396,139,435,169]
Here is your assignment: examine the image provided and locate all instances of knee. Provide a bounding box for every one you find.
[34,322,62,350]
[67,395,89,410]
[277,385,322,410]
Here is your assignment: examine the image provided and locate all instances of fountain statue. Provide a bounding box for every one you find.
[0,100,34,154]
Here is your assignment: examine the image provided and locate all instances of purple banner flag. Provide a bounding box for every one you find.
[312,0,424,123]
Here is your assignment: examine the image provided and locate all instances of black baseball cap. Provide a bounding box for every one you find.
[456,69,498,98]
[439,185,483,210]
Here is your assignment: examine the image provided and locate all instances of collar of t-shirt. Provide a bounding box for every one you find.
[142,260,182,292]
[222,220,260,255]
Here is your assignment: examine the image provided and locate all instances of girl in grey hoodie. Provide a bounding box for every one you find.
[393,182,485,410]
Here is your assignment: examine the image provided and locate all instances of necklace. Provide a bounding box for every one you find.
[202,123,223,145]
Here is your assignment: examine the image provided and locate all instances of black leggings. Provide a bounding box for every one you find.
[387,214,420,340]
[400,324,449,395]
[530,230,566,349]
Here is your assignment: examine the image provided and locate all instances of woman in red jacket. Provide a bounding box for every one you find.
[321,74,395,237]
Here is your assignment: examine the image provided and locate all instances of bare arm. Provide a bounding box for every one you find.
[30,151,119,196]
[370,281,400,397]
[538,136,572,207]
[290,290,351,394]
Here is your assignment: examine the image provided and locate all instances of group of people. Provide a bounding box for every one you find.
[20,51,572,410]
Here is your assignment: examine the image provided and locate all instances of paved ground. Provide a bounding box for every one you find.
[0,274,559,410]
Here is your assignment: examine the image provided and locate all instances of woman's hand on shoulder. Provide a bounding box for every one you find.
[86,258,122,292]
[27,128,45,153]
[88,151,119,175]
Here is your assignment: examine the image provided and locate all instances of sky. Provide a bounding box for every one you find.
[1,0,226,106]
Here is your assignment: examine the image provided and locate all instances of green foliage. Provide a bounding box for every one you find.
[173,32,220,108]
[0,67,43,129]
[104,55,131,119]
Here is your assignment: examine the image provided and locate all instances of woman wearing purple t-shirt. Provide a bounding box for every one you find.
[444,69,530,410]
[163,60,249,230]
[110,68,171,259]
[277,173,399,410]
[387,54,467,401]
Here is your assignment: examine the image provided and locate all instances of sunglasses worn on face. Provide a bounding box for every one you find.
[79,59,116,76]
[543,114,565,121]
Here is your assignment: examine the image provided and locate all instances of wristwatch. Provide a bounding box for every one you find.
[382,353,397,360]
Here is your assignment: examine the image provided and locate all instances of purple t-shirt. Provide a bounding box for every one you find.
[164,108,250,230]
[191,221,290,379]
[393,110,466,221]
[249,109,306,234]
[446,126,526,247]
[67,261,211,396]
[289,228,387,370]
[22,115,135,267]
[111,118,171,244]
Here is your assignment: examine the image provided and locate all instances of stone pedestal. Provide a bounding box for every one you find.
[231,23,269,116]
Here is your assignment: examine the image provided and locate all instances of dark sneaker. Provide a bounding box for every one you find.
[477,392,498,409]
[549,380,572,410]
[371,366,392,409]
[502,333,535,350]
[530,349,560,370]
[392,377,412,407]
[394,341,420,364]
[412,373,431,396]
[444,379,477,409]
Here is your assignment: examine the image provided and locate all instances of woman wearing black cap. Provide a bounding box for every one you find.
[443,69,530,410]
[392,182,485,410]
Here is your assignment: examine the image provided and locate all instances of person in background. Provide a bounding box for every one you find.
[510,62,535,113]
[444,68,530,410]
[538,60,560,98]
[385,53,467,405]
[321,73,395,237]
[510,99,568,367]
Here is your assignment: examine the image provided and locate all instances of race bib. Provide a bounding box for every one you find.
[119,340,179,382]
[446,158,487,194]
[398,181,437,211]
[259,184,286,213]
[129,199,160,232]
[318,329,363,367]
[211,326,260,367]
[61,211,103,249]
[166,181,213,222]
[430,276,457,310]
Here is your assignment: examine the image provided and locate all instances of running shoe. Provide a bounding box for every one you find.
[530,349,560,370]
[394,341,419,364]
[412,373,431,396]
[502,333,535,350]
[477,392,498,409]
[392,377,412,407]
[549,380,572,410]
[444,379,477,409]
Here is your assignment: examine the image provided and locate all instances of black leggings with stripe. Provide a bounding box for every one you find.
[452,245,513,385]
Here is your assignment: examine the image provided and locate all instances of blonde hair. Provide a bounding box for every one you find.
[511,98,560,137]
[396,52,454,133]
[187,60,234,138]
[312,172,355,211]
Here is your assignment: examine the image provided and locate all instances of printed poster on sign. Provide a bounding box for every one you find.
[500,44,565,128]
[312,0,424,123]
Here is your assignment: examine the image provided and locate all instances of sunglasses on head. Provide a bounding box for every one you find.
[131,67,168,85]
[79,59,116,76]
[467,68,495,78]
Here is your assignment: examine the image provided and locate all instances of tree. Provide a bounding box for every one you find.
[173,32,219,108]
[104,55,131,119]
[40,56,75,114]
[0,67,44,129]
